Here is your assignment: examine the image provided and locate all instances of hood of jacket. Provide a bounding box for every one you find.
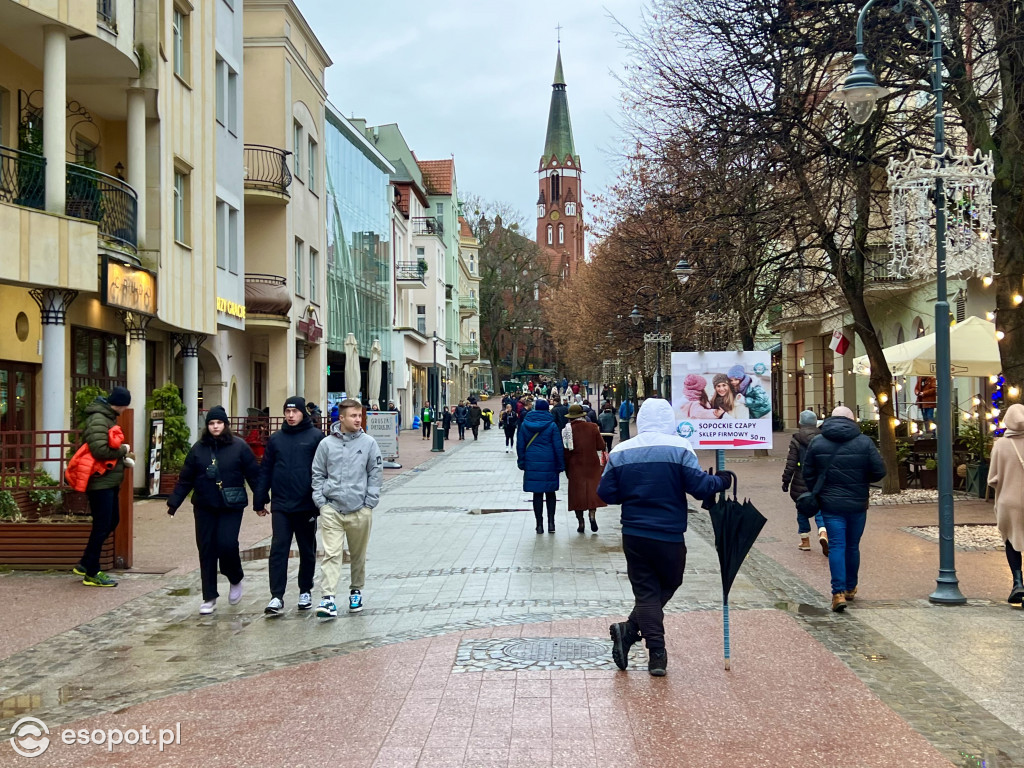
[85,399,117,421]
[794,425,820,446]
[329,420,364,441]
[282,415,313,434]
[522,409,554,429]
[1003,403,1024,433]
[819,416,862,443]
[636,398,676,436]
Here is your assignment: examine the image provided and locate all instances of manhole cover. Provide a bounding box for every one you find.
[503,639,607,661]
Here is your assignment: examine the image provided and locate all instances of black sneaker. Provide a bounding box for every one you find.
[609,622,640,671]
[648,648,668,677]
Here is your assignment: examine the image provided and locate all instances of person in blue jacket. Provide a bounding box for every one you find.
[517,398,565,534]
[617,398,635,442]
[598,398,731,677]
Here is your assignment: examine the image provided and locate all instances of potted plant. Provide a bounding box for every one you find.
[417,257,428,275]
[146,383,191,495]
[959,419,991,498]
[920,458,939,489]
[895,441,912,490]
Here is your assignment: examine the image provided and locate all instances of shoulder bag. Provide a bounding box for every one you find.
[210,445,247,508]
[796,441,841,519]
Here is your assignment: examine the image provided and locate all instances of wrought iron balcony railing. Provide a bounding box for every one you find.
[0,145,46,211]
[459,296,479,313]
[243,145,293,195]
[460,342,479,358]
[66,163,138,251]
[396,261,427,283]
[97,0,116,28]
[412,216,444,238]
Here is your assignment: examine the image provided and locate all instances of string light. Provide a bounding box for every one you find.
[990,375,999,384]
[987,311,996,321]
[878,392,889,404]
[997,330,1005,340]
[892,418,901,427]
[972,396,981,406]
[983,275,993,287]
[1011,386,1020,398]
[1014,294,1023,306]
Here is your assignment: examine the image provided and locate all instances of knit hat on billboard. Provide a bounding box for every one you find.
[683,374,707,401]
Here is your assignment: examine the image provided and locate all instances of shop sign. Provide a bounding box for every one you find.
[101,257,157,315]
[297,316,322,343]
[217,297,246,320]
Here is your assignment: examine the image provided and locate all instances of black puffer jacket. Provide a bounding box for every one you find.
[167,432,260,514]
[802,417,886,514]
[253,417,325,514]
[781,426,820,500]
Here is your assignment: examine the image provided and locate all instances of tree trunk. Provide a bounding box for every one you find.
[994,201,1024,396]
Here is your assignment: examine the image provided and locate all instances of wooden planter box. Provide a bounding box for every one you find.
[919,468,938,490]
[0,521,114,570]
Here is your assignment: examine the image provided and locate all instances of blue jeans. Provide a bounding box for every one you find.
[797,509,825,534]
[921,407,935,421]
[821,511,867,595]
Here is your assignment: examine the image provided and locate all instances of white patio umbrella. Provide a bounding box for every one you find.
[852,316,1001,377]
[368,339,383,409]
[344,333,361,400]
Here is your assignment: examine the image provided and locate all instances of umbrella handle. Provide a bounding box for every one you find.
[723,601,731,671]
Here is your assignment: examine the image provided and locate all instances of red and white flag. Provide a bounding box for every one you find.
[829,330,850,355]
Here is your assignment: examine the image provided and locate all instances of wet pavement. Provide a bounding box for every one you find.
[1,425,1022,767]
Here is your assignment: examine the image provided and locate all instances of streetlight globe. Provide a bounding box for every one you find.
[630,305,643,326]
[673,258,693,285]
[829,53,889,125]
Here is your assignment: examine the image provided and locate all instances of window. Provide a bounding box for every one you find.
[416,305,426,335]
[469,254,475,274]
[308,138,317,192]
[228,208,239,274]
[293,122,302,179]
[416,246,425,258]
[294,238,303,295]
[215,58,226,124]
[227,69,238,134]
[550,172,560,201]
[172,7,188,80]
[216,201,227,268]
[558,224,564,244]
[546,225,553,245]
[436,202,443,217]
[565,201,576,216]
[309,248,318,303]
[173,170,188,244]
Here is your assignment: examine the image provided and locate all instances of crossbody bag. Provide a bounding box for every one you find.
[210,446,247,509]
[796,441,841,519]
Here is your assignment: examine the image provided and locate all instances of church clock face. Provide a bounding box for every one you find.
[550,211,560,221]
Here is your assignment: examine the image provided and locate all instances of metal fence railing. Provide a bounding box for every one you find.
[0,145,46,211]
[65,163,138,252]
[243,145,293,195]
[396,261,427,282]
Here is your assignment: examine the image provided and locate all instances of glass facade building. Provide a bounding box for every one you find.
[324,108,392,361]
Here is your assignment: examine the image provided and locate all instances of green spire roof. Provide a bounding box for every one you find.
[542,48,579,167]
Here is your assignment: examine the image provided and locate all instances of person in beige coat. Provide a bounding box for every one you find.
[987,402,1024,604]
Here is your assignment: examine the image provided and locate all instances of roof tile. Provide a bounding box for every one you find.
[417,159,454,195]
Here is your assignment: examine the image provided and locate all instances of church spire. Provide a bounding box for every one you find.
[541,46,579,168]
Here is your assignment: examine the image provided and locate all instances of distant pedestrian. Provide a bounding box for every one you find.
[915,376,937,424]
[76,386,134,588]
[330,403,340,423]
[167,406,261,615]
[468,401,483,440]
[420,402,433,440]
[617,398,635,442]
[564,404,607,532]
[597,405,616,452]
[517,399,565,534]
[442,406,453,440]
[551,396,569,431]
[455,401,469,440]
[803,406,886,613]
[311,398,383,617]
[782,410,827,554]
[499,404,519,453]
[482,407,493,430]
[305,400,323,425]
[598,398,730,676]
[254,396,325,616]
[987,403,1024,604]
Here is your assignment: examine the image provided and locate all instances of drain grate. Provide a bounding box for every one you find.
[504,639,606,661]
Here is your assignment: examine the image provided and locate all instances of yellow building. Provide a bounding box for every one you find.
[0,0,224,487]
[240,0,329,414]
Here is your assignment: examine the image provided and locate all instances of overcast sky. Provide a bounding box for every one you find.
[294,0,646,234]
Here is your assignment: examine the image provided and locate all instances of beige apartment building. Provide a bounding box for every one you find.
[241,0,329,413]
[455,217,490,402]
[0,0,224,486]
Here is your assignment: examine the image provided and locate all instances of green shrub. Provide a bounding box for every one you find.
[0,490,21,522]
[147,383,190,472]
[74,385,109,430]
[859,419,879,443]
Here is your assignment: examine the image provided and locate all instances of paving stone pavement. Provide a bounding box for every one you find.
[1,427,1023,767]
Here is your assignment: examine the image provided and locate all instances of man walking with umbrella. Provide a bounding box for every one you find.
[598,398,731,676]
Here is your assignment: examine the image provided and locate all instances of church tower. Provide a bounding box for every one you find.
[537,47,584,281]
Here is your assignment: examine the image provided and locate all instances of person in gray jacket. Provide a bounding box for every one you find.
[311,398,383,618]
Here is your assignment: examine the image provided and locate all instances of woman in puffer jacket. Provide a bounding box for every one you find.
[516,399,565,534]
[728,364,772,419]
[782,410,827,553]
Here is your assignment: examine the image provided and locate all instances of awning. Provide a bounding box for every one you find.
[852,316,1001,377]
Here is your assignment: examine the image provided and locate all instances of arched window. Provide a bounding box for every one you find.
[550,172,560,201]
[895,324,905,345]
[565,201,576,216]
[558,224,564,244]
[547,224,553,245]
[469,254,475,273]
[913,317,926,338]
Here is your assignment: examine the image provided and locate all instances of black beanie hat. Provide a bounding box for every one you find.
[108,386,131,407]
[284,396,307,413]
[205,405,229,424]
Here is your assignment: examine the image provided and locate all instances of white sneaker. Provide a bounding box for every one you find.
[297,592,313,610]
[228,578,244,605]
[199,599,216,615]
[264,597,283,615]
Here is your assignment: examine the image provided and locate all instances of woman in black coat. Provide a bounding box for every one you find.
[442,406,453,439]
[167,406,260,615]
[499,403,519,453]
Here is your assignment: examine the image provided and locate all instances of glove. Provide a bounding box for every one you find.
[121,443,131,455]
[716,469,737,490]
[166,504,176,517]
[123,455,135,468]
[782,484,789,493]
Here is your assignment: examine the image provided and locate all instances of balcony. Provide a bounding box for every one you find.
[460,342,479,360]
[65,163,138,253]
[97,0,116,30]
[244,145,292,203]
[0,145,45,211]
[244,273,292,326]
[459,295,479,317]
[396,261,427,289]
[412,216,444,238]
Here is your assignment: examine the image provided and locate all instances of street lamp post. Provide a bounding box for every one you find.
[831,0,964,604]
[431,332,444,453]
[630,285,665,398]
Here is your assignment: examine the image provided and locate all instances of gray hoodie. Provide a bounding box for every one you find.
[311,421,383,513]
